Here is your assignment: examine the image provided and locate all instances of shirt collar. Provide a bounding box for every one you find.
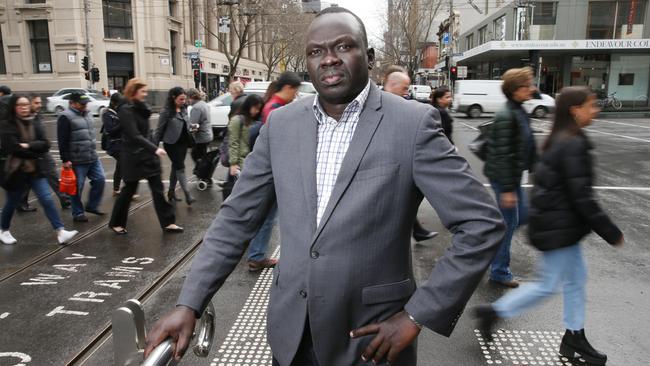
[313,81,371,125]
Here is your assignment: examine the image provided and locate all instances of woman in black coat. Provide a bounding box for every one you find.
[108,79,183,234]
[475,87,624,365]
[155,87,195,205]
[101,93,126,196]
[431,86,454,144]
[0,94,78,245]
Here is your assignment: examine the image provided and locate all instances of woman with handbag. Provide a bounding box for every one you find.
[108,79,183,234]
[475,87,624,365]
[155,87,195,205]
[0,95,78,245]
[220,94,264,200]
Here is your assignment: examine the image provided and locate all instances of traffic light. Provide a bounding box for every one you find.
[450,66,458,81]
[91,67,100,83]
[82,56,89,71]
[193,70,200,86]
[84,71,90,81]
[443,56,450,72]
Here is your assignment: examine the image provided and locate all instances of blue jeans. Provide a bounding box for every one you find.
[493,244,587,331]
[71,160,106,217]
[490,181,527,282]
[2,177,64,231]
[247,203,278,261]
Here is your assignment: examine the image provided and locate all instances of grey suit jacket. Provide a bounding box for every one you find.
[154,108,193,146]
[178,84,505,365]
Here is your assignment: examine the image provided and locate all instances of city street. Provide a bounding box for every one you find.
[1,112,648,366]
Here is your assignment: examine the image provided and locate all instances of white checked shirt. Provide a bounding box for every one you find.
[313,82,371,226]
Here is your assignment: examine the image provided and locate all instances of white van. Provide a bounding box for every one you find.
[453,80,555,118]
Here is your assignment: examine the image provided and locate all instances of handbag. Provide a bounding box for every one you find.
[59,167,77,196]
[468,120,493,161]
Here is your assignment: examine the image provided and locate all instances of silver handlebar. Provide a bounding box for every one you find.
[112,299,216,366]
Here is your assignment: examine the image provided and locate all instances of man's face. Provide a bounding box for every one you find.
[306,13,374,105]
[70,101,87,112]
[31,97,42,113]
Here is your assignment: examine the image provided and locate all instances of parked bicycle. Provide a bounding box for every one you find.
[599,91,623,110]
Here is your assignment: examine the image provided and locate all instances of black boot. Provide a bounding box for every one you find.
[559,329,607,365]
[474,305,499,342]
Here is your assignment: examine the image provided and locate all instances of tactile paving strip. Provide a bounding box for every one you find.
[210,248,279,366]
[475,329,587,365]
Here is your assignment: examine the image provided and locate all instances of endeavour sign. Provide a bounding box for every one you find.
[457,39,650,62]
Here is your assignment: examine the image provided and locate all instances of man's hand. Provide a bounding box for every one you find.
[155,148,167,157]
[350,311,421,364]
[144,305,196,361]
[499,192,517,209]
[229,165,240,177]
[62,161,72,169]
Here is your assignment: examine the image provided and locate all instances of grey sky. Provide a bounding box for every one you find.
[322,0,388,47]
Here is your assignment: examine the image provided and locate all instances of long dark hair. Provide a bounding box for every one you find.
[109,93,123,110]
[543,86,592,151]
[431,86,450,108]
[164,86,186,112]
[237,94,264,123]
[6,94,30,123]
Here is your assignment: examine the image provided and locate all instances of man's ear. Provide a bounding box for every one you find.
[367,48,376,70]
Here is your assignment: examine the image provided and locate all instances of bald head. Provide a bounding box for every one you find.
[384,72,411,98]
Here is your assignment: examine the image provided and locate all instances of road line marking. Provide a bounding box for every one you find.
[0,312,9,319]
[483,184,650,191]
[593,118,650,130]
[532,118,650,143]
[211,247,279,365]
[460,122,478,131]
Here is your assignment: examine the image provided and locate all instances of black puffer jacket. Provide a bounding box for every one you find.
[528,132,622,251]
[483,100,537,192]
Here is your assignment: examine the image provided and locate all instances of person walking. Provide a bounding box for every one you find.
[57,92,107,222]
[227,81,246,119]
[384,67,438,242]
[475,86,623,365]
[186,88,213,183]
[483,67,537,288]
[108,79,183,234]
[0,94,78,245]
[19,94,71,212]
[155,87,195,205]
[146,7,505,366]
[102,93,126,196]
[431,87,454,144]
[244,72,301,272]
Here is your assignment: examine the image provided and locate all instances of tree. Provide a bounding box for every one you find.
[381,0,444,80]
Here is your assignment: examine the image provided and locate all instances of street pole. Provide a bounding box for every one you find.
[83,0,92,89]
[448,0,454,93]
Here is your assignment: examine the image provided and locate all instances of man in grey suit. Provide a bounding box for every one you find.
[146,7,505,366]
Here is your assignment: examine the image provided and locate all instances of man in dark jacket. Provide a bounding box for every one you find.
[20,95,71,211]
[57,92,106,222]
[483,67,537,288]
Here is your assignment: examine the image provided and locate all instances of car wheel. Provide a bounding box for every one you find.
[533,106,547,118]
[55,106,65,115]
[467,105,482,119]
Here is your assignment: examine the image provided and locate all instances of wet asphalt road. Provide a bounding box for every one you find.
[1,114,649,366]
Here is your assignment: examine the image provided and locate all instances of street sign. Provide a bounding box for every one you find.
[457,66,468,78]
[219,17,231,34]
[194,39,203,48]
[443,33,450,45]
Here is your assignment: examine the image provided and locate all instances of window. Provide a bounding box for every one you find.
[587,1,648,39]
[528,1,557,40]
[170,30,178,75]
[493,15,506,40]
[465,34,474,50]
[28,20,52,73]
[168,0,175,17]
[478,26,487,44]
[26,0,47,3]
[0,28,5,74]
[103,0,133,40]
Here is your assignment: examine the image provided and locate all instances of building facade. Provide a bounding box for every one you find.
[447,0,650,107]
[0,0,278,106]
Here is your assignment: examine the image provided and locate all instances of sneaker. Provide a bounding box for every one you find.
[0,231,17,245]
[248,258,278,272]
[57,229,79,244]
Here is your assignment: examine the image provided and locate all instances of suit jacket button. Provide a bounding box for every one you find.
[299,290,307,298]
[310,251,319,259]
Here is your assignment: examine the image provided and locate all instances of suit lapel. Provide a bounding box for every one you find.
[299,102,319,235]
[310,85,384,246]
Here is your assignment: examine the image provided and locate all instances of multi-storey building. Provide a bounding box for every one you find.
[448,0,650,105]
[0,0,279,106]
